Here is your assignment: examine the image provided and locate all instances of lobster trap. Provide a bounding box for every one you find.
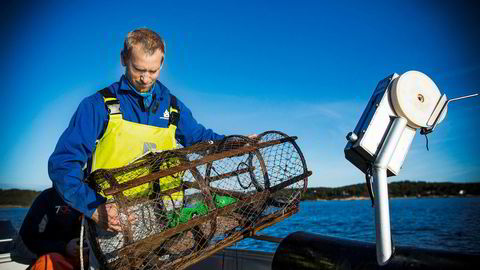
[86,131,311,270]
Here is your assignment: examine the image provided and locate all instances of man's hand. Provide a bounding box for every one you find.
[65,238,80,258]
[91,203,123,232]
[65,238,89,258]
[65,238,89,267]
[92,203,136,232]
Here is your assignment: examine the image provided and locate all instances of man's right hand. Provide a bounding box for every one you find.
[65,238,80,258]
[91,203,123,232]
[65,238,89,267]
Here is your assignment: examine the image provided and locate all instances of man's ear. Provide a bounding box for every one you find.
[121,50,126,67]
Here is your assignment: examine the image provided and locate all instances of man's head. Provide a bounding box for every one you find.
[121,28,165,92]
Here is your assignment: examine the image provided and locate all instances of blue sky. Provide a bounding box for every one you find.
[0,1,479,190]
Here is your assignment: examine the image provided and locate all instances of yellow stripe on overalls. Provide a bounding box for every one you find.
[91,94,183,208]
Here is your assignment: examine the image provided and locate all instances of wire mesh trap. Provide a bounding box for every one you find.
[85,130,311,270]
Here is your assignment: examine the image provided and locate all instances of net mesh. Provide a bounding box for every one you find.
[85,130,310,270]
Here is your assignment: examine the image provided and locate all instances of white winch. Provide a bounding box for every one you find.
[344,70,478,265]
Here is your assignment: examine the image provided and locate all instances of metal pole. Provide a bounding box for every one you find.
[373,117,407,265]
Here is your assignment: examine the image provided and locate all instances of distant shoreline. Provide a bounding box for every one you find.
[2,195,479,209]
[0,205,30,208]
[2,181,479,207]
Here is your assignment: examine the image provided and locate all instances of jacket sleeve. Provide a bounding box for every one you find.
[48,94,107,218]
[174,97,225,147]
[19,189,66,256]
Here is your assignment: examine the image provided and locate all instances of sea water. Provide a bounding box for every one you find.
[235,197,480,254]
[1,197,479,254]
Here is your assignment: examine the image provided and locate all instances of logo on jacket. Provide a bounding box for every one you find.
[55,205,71,215]
[160,109,170,120]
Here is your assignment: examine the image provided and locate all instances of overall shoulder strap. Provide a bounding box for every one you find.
[98,87,122,116]
[169,94,180,126]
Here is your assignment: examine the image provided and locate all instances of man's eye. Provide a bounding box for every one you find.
[134,66,146,72]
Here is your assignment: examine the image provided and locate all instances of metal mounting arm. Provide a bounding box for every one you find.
[372,117,407,265]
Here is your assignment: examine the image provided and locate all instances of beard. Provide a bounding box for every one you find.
[125,70,152,93]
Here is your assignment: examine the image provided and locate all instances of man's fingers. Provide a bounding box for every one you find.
[127,212,137,222]
[94,203,138,232]
[106,215,122,232]
[106,224,122,232]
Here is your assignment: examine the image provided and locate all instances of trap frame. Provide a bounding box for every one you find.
[86,130,311,270]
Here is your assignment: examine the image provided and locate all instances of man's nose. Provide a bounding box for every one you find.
[140,73,150,83]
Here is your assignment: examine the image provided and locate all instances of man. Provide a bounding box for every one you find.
[48,28,224,232]
[19,187,88,270]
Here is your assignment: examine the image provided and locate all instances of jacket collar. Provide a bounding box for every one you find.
[118,75,166,100]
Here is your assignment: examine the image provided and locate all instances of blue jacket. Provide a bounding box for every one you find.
[48,75,224,218]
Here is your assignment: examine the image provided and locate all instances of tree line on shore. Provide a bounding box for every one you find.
[301,181,480,200]
[1,181,479,207]
[0,189,40,207]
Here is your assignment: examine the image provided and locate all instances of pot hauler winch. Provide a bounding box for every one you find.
[344,70,478,265]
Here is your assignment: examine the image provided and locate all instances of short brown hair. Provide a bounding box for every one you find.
[123,28,165,63]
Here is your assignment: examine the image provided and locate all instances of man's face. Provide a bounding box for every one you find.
[124,44,164,92]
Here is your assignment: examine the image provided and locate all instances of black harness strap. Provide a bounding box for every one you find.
[98,88,178,125]
[169,94,180,127]
[99,87,115,98]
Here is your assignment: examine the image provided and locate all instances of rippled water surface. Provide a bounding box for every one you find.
[1,197,479,254]
[235,197,480,254]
